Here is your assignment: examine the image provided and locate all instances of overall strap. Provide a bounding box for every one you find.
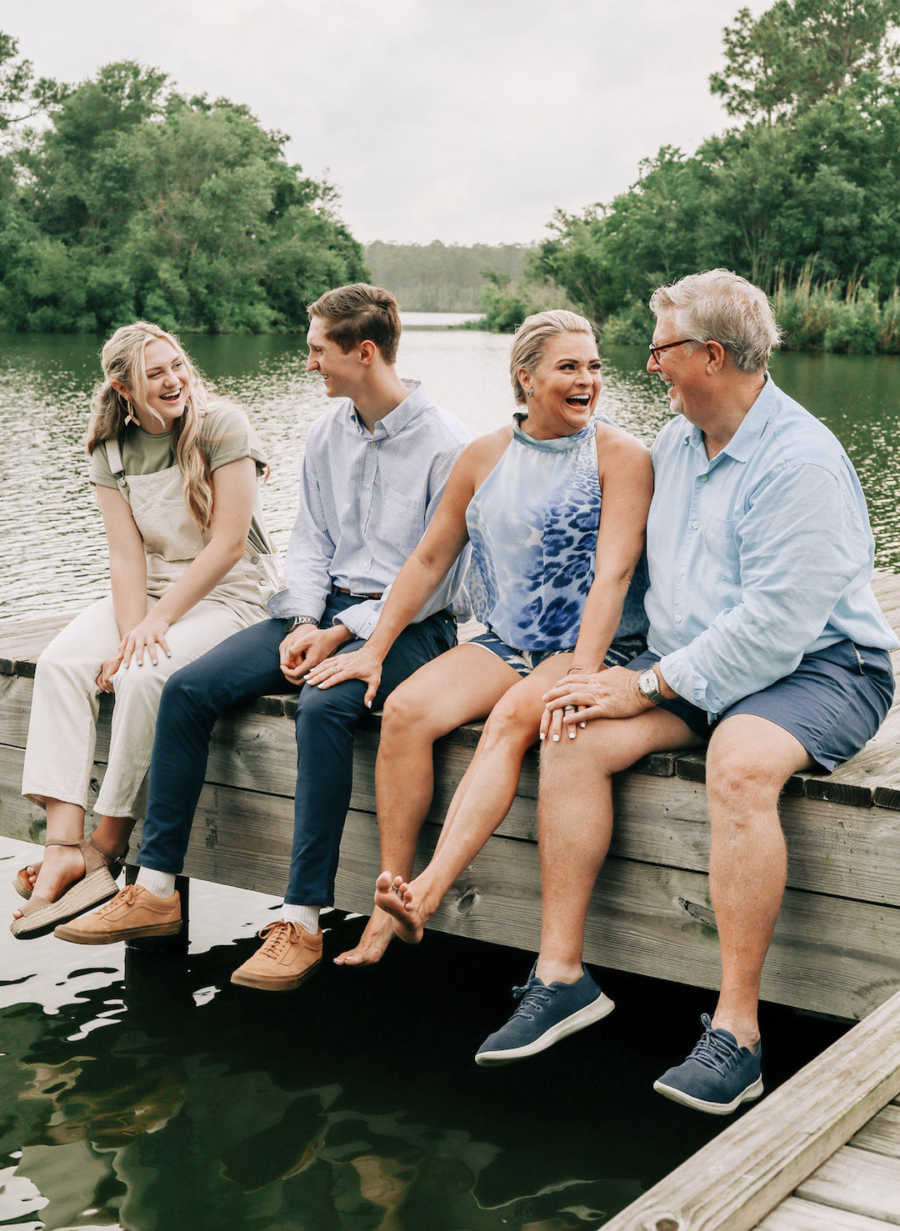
[103,438,130,501]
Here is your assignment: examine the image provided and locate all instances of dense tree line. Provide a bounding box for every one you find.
[0,40,366,332]
[523,0,900,352]
[364,241,530,312]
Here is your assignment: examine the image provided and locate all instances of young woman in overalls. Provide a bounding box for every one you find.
[12,322,280,937]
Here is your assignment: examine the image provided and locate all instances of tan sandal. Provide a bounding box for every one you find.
[10,837,126,939]
[13,839,127,901]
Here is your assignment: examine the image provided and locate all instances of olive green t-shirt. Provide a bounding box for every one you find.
[89,402,273,554]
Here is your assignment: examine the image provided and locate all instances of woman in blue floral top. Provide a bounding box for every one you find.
[306,310,652,964]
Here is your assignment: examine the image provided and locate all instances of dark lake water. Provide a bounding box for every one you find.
[1,326,897,1228]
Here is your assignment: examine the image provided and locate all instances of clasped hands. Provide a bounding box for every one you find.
[279,623,355,688]
[539,665,653,741]
[95,609,173,692]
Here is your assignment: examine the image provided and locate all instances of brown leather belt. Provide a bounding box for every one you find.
[332,584,384,600]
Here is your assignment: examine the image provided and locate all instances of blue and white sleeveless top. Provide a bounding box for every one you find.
[465,418,648,652]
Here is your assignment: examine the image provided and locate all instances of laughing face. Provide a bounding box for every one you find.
[520,331,602,438]
[305,315,361,400]
[134,337,190,431]
[647,311,706,420]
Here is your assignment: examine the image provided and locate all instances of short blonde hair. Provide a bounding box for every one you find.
[650,269,782,372]
[509,309,595,406]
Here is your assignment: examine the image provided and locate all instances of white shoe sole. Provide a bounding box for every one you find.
[475,992,615,1066]
[652,1074,764,1115]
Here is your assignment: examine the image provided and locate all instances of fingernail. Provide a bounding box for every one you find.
[552,734,560,742]
[539,732,545,741]
[167,651,172,658]
[568,728,575,739]
[365,700,372,708]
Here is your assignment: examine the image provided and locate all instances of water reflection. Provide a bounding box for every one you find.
[1,834,847,1230]
[2,332,896,620]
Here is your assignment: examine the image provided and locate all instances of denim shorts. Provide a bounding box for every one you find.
[625,640,895,772]
[469,628,647,680]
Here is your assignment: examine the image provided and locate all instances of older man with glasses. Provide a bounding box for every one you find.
[473,269,897,1115]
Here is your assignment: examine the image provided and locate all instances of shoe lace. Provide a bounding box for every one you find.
[98,884,139,914]
[687,1014,742,1075]
[510,979,556,1022]
[257,921,304,958]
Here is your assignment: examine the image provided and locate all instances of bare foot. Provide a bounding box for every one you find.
[374,871,426,944]
[11,845,85,920]
[333,907,394,966]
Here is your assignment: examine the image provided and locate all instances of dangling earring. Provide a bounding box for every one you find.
[525,389,534,398]
[123,400,138,426]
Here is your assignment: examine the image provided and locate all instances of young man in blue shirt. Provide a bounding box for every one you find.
[475,270,896,1113]
[56,284,470,988]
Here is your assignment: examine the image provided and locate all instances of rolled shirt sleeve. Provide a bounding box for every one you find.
[659,462,872,715]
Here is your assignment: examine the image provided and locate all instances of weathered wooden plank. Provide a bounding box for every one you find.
[4,728,894,1022]
[795,1145,900,1224]
[330,812,900,1021]
[756,1196,896,1230]
[3,672,900,908]
[850,1104,900,1159]
[599,989,900,1231]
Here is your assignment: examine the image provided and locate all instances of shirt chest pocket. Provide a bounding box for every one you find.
[700,514,741,585]
[376,482,423,556]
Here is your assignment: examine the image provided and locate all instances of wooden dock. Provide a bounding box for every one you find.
[600,987,900,1230]
[1,570,899,1025]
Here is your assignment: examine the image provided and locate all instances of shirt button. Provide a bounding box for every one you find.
[675,615,683,623]
[690,521,699,529]
[680,568,686,575]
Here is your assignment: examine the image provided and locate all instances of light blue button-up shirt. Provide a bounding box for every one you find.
[646,376,898,717]
[268,380,470,641]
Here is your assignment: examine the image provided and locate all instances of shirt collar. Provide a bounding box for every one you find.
[347,379,428,438]
[683,373,775,463]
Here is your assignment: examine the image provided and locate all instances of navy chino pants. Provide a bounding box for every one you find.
[137,592,456,905]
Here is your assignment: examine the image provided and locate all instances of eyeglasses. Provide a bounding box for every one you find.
[648,338,700,362]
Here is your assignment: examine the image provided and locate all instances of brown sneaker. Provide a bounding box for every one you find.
[230,921,323,991]
[54,884,181,944]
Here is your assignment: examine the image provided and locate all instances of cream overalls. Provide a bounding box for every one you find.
[22,440,280,817]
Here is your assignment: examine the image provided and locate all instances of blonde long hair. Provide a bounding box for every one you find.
[86,322,214,529]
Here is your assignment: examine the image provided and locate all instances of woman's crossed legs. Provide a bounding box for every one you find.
[366,646,578,954]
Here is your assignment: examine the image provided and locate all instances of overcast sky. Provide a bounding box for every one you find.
[8,0,769,246]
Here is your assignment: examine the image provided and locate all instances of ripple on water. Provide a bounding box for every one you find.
[2,334,898,618]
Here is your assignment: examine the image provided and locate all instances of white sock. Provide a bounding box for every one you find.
[281,903,320,934]
[136,867,176,898]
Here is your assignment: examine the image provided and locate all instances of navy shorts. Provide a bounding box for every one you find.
[625,640,894,772]
[469,628,647,680]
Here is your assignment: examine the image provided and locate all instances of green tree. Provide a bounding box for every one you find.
[0,47,367,333]
[710,0,900,122]
[0,31,64,133]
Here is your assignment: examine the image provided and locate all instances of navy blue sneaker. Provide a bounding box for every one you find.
[474,965,614,1066]
[653,1014,763,1115]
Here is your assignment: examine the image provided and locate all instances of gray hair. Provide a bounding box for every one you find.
[509,309,595,405]
[649,269,782,372]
